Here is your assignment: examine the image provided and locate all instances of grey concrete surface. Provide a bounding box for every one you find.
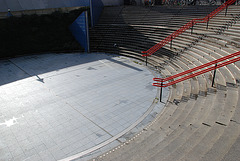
[0,53,168,161]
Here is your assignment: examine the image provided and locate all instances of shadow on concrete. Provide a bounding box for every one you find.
[108,57,143,71]
[0,53,109,86]
[0,52,145,87]
[90,5,177,63]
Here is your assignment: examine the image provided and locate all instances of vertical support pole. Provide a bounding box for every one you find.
[170,36,173,49]
[206,16,210,29]
[160,82,163,102]
[212,64,217,87]
[146,56,148,66]
[85,11,90,53]
[90,0,94,27]
[225,5,228,16]
[191,21,194,35]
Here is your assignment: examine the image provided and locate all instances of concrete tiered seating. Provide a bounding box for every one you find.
[90,4,240,161]
[90,5,216,66]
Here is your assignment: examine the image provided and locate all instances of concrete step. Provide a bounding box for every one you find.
[180,124,225,161]
[202,90,227,126]
[102,91,189,161]
[179,89,236,160]
[180,54,209,95]
[158,102,190,134]
[194,43,237,85]
[146,101,199,160]
[222,88,240,161]
[155,91,215,161]
[200,87,240,161]
[139,93,213,160]
[197,39,240,83]
[187,47,227,89]
[151,93,215,161]
[216,87,239,125]
[163,76,184,102]
[170,59,192,101]
[222,132,240,161]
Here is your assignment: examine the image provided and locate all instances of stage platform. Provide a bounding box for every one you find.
[0,53,169,161]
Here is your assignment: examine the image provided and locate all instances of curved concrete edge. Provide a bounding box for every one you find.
[59,99,157,161]
[59,66,170,161]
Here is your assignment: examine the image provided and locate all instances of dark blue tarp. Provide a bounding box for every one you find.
[69,11,89,52]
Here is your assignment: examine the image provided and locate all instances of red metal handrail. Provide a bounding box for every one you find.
[142,0,236,57]
[153,51,240,87]
[153,51,240,82]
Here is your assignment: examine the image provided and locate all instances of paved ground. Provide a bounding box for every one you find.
[0,53,168,161]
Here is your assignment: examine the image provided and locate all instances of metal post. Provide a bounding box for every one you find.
[85,11,90,53]
[206,16,210,29]
[212,64,217,87]
[170,36,173,49]
[191,22,194,35]
[90,0,94,27]
[225,5,228,16]
[146,56,148,66]
[160,82,163,102]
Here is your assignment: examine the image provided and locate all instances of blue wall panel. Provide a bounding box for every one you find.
[69,12,88,52]
[68,0,103,52]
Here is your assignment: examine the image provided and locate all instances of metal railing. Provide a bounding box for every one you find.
[153,51,240,102]
[141,0,236,60]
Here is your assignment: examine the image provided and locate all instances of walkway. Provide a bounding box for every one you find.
[0,53,168,161]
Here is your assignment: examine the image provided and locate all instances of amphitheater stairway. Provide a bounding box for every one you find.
[94,46,240,160]
[95,69,240,161]
[91,4,240,161]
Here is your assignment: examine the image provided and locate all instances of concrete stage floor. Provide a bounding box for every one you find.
[0,53,169,161]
